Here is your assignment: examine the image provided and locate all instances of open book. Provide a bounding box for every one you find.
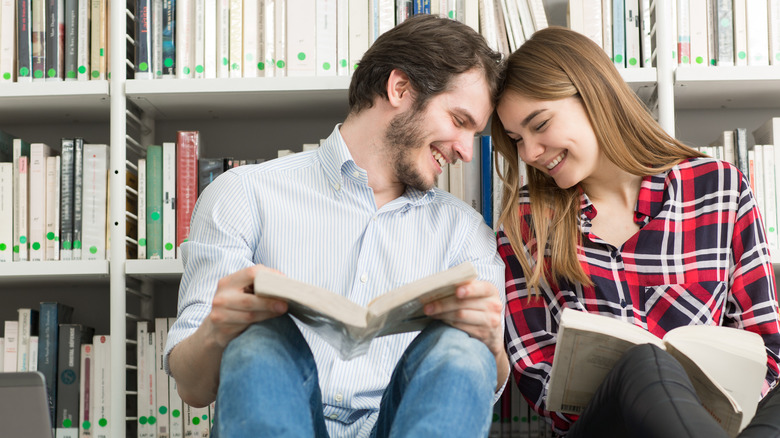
[253,262,477,360]
[547,308,766,437]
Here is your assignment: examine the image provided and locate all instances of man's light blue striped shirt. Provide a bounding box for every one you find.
[165,125,505,437]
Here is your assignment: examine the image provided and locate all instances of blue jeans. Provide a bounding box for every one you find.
[213,315,497,437]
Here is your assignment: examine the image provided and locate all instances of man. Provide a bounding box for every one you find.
[165,14,507,437]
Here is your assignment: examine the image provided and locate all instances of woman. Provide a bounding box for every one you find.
[493,26,780,437]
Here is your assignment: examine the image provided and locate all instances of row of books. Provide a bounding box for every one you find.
[0,133,110,263]
[0,0,110,82]
[698,117,780,250]
[569,0,780,68]
[489,374,554,438]
[0,303,109,438]
[130,0,547,80]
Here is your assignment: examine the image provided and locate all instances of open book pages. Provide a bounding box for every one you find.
[546,308,765,437]
[254,262,477,360]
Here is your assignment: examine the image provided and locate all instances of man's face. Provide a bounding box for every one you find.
[383,69,493,191]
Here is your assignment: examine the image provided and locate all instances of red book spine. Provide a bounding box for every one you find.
[176,131,199,248]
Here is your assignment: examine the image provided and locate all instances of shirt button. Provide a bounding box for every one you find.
[360,274,368,283]
[335,393,343,402]
[334,183,341,191]
[329,414,338,420]
[611,250,618,258]
[620,299,627,308]
[352,170,360,178]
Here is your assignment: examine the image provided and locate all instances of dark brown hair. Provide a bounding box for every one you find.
[348,14,503,114]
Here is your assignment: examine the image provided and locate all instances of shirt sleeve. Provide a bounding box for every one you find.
[163,170,260,374]
[726,169,780,391]
[497,225,578,434]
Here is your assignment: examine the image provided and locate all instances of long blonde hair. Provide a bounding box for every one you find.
[492,27,705,293]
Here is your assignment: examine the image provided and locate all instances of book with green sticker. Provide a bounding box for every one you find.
[92,334,111,438]
[73,138,84,259]
[82,143,108,260]
[146,145,163,259]
[60,138,75,260]
[0,162,12,262]
[55,324,94,438]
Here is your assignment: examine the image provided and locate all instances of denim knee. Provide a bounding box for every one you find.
[423,323,497,383]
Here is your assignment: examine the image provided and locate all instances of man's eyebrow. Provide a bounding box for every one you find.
[521,109,547,128]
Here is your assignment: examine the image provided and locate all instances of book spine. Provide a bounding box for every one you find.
[763,144,778,249]
[242,0,258,77]
[78,343,93,438]
[38,302,73,426]
[29,143,51,261]
[676,0,691,64]
[136,0,153,78]
[16,156,29,261]
[60,138,74,260]
[138,158,147,259]
[137,321,150,438]
[625,0,641,67]
[92,335,110,438]
[463,136,482,213]
[162,0,175,77]
[715,0,735,65]
[746,0,770,65]
[73,137,84,259]
[0,163,12,262]
[228,0,242,77]
[82,144,108,260]
[480,135,493,227]
[152,0,163,77]
[336,0,348,76]
[168,318,183,438]
[32,0,46,80]
[45,0,65,80]
[348,0,368,72]
[146,145,163,259]
[286,3,316,76]
[771,0,780,65]
[263,0,275,77]
[176,131,198,249]
[76,0,89,79]
[155,318,170,438]
[735,128,749,178]
[17,0,33,81]
[448,159,464,201]
[56,324,84,437]
[203,0,216,78]
[0,0,16,82]
[64,0,77,79]
[17,308,39,371]
[688,0,708,65]
[733,0,747,65]
[193,0,205,78]
[89,0,105,79]
[3,321,18,371]
[176,0,193,77]
[274,0,286,75]
[316,0,337,76]
[46,155,61,260]
[162,141,176,259]
[613,0,627,66]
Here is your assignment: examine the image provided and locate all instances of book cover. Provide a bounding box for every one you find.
[176,131,199,249]
[16,308,40,372]
[29,143,52,261]
[3,320,19,372]
[46,155,62,260]
[253,262,477,360]
[0,162,12,262]
[55,323,94,438]
[82,144,108,260]
[92,335,110,438]
[45,0,65,80]
[73,137,84,259]
[162,141,176,259]
[146,145,163,259]
[547,308,765,437]
[38,302,75,426]
[60,138,75,260]
[17,0,33,81]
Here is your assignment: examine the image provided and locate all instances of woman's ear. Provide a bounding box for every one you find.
[386,69,414,109]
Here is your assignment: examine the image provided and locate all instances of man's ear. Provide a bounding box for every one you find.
[386,69,414,109]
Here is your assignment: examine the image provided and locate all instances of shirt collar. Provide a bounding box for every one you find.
[578,170,664,227]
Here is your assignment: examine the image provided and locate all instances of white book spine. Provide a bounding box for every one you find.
[202,0,216,78]
[0,0,15,82]
[176,0,194,77]
[16,309,33,372]
[3,321,18,372]
[582,0,603,49]
[715,0,735,66]
[448,160,465,201]
[146,326,157,438]
[733,0,748,65]
[155,318,170,438]
[436,164,450,192]
[138,158,147,259]
[640,0,653,66]
[137,322,150,438]
[601,0,613,58]
[194,0,206,78]
[348,0,368,72]
[216,0,230,78]
[162,142,176,260]
[763,144,779,249]
[46,155,61,260]
[688,0,708,66]
[677,0,691,64]
[625,0,642,67]
[168,318,184,438]
[501,0,519,51]
[77,0,89,80]
[316,0,338,76]
[527,0,548,30]
[0,162,12,262]
[770,0,780,65]
[514,0,535,39]
[92,335,111,438]
[746,0,770,65]
[0,338,4,371]
[336,0,347,76]
[242,0,259,77]
[286,0,316,76]
[274,0,287,76]
[152,0,164,77]
[465,0,478,30]
[184,404,210,438]
[378,0,394,36]
[15,156,29,261]
[82,144,108,260]
[478,0,499,52]
[754,145,766,221]
[28,336,38,371]
[229,0,243,77]
[263,0,276,76]
[29,143,51,261]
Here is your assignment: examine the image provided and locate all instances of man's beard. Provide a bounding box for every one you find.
[383,107,436,192]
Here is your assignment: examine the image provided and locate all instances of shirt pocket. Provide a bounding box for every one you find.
[641,281,728,334]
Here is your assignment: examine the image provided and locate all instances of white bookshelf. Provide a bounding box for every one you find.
[0,1,778,436]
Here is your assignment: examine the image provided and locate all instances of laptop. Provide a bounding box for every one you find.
[0,372,54,438]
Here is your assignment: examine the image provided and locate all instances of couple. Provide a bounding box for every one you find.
[163,15,780,438]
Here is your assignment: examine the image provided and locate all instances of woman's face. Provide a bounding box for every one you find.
[496,92,601,189]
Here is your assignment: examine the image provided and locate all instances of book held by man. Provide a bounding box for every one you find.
[253,262,478,360]
[546,308,766,437]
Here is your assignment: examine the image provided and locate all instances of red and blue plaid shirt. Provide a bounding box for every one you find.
[498,157,780,433]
